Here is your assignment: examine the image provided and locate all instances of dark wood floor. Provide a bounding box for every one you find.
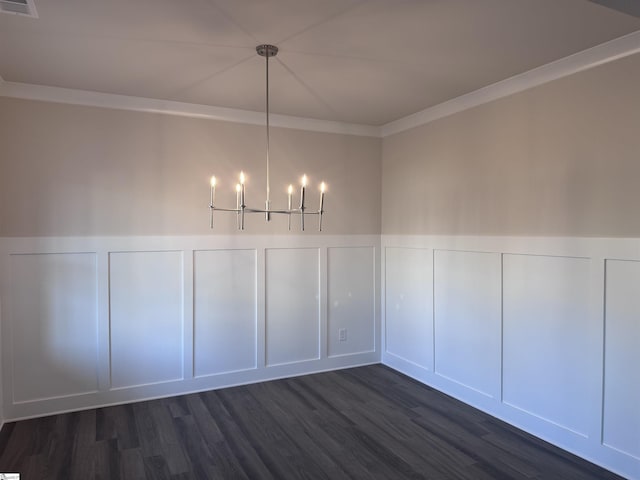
[0,364,624,480]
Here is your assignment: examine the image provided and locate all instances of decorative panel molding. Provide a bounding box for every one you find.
[603,260,640,459]
[109,251,184,389]
[382,235,640,480]
[10,253,98,402]
[0,235,379,422]
[434,250,501,398]
[1,232,640,478]
[503,254,593,435]
[193,249,257,377]
[384,247,433,370]
[327,247,375,357]
[265,248,320,367]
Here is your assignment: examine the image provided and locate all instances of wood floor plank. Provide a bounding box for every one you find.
[257,379,385,479]
[0,422,15,457]
[409,407,535,478]
[217,386,331,479]
[0,419,39,471]
[198,390,276,480]
[171,415,222,479]
[132,401,164,459]
[284,376,418,479]
[119,448,146,480]
[345,403,474,479]
[19,452,47,480]
[94,438,120,480]
[97,404,140,450]
[142,454,171,480]
[183,394,225,445]
[246,382,352,480]
[148,402,190,476]
[69,442,94,480]
[163,396,191,419]
[0,365,626,479]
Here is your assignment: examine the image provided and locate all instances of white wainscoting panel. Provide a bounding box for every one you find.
[265,248,320,366]
[384,247,433,370]
[382,235,640,480]
[503,254,593,436]
[10,253,98,402]
[193,249,257,377]
[0,235,379,423]
[327,247,375,357]
[109,251,184,389]
[434,250,501,398]
[603,259,640,459]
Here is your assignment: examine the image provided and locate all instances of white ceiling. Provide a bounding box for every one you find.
[1,0,640,126]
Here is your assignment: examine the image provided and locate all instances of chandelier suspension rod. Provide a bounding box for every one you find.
[265,49,271,220]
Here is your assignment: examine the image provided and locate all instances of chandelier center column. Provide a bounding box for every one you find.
[257,44,278,222]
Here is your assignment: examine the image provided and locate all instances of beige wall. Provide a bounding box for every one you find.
[0,97,381,236]
[382,52,640,237]
[4,51,640,238]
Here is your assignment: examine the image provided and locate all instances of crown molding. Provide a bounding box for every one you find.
[2,30,639,139]
[381,30,640,137]
[0,81,381,138]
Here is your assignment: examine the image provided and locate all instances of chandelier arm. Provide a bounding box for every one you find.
[210,206,323,215]
[244,208,322,215]
[209,207,324,215]
[210,207,242,212]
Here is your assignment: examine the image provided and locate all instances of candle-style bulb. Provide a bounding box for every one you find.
[239,171,245,185]
[210,176,217,187]
[288,184,293,195]
[319,182,325,213]
[301,174,308,187]
[236,183,241,192]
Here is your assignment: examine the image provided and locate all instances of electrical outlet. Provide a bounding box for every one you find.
[338,328,347,342]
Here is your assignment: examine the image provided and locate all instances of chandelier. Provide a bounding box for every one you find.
[209,44,326,231]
